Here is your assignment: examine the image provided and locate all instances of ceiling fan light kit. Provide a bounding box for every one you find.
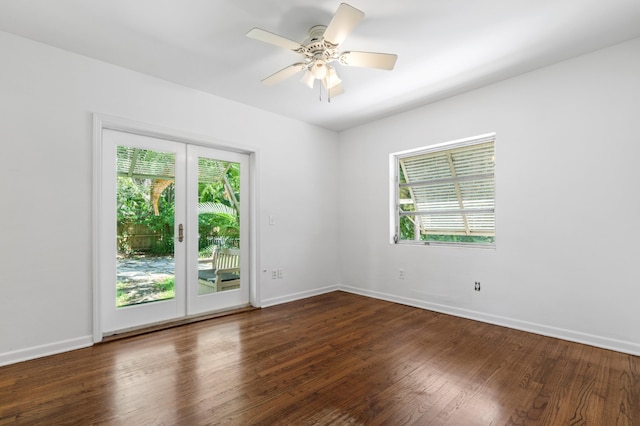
[246,3,398,101]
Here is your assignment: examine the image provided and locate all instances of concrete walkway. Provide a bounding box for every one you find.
[117,255,175,284]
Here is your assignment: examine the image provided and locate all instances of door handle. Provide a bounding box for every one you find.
[178,224,184,242]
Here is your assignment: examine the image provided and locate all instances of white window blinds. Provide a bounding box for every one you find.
[396,135,495,245]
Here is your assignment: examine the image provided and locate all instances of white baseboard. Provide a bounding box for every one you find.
[260,285,339,308]
[3,284,637,367]
[0,335,94,367]
[339,285,640,357]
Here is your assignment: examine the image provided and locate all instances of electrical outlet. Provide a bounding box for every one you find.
[271,270,277,279]
[277,268,284,279]
[474,281,481,291]
[399,269,405,279]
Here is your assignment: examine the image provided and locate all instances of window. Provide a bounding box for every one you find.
[392,134,495,247]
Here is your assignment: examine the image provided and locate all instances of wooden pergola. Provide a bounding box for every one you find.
[116,146,239,214]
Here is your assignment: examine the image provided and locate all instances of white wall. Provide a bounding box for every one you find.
[338,37,640,355]
[2,29,639,366]
[0,31,339,365]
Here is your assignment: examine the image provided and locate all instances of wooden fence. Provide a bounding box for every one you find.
[117,222,240,254]
[117,222,166,252]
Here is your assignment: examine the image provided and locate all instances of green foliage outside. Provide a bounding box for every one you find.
[197,162,240,253]
[117,161,240,256]
[117,177,176,255]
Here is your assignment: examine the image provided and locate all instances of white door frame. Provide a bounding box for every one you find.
[92,114,260,343]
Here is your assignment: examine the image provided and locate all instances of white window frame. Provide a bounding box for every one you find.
[390,133,496,248]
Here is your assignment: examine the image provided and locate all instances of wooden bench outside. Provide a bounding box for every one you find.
[198,247,240,293]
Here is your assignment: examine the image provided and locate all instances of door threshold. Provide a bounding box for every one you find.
[100,304,258,343]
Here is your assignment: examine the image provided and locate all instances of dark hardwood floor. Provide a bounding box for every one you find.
[1,291,638,425]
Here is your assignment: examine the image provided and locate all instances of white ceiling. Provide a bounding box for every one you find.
[1,0,640,131]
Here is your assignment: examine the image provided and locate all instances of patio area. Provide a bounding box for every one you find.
[116,255,223,305]
[116,256,176,305]
[117,255,175,282]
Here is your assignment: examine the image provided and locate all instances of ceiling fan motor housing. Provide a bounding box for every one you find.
[302,25,338,79]
[307,25,326,42]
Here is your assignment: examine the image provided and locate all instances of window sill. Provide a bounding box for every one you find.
[394,241,496,250]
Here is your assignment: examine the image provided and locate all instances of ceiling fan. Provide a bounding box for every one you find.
[246,3,397,99]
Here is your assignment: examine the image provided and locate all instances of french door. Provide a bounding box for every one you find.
[99,129,249,334]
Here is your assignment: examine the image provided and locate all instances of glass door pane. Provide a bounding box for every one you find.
[116,146,176,307]
[195,157,240,295]
[186,145,249,315]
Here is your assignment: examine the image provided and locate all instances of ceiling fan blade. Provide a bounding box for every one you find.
[246,28,303,51]
[262,63,307,86]
[339,51,398,70]
[323,3,364,46]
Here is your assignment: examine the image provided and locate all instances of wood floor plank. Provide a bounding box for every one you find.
[1,291,638,425]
